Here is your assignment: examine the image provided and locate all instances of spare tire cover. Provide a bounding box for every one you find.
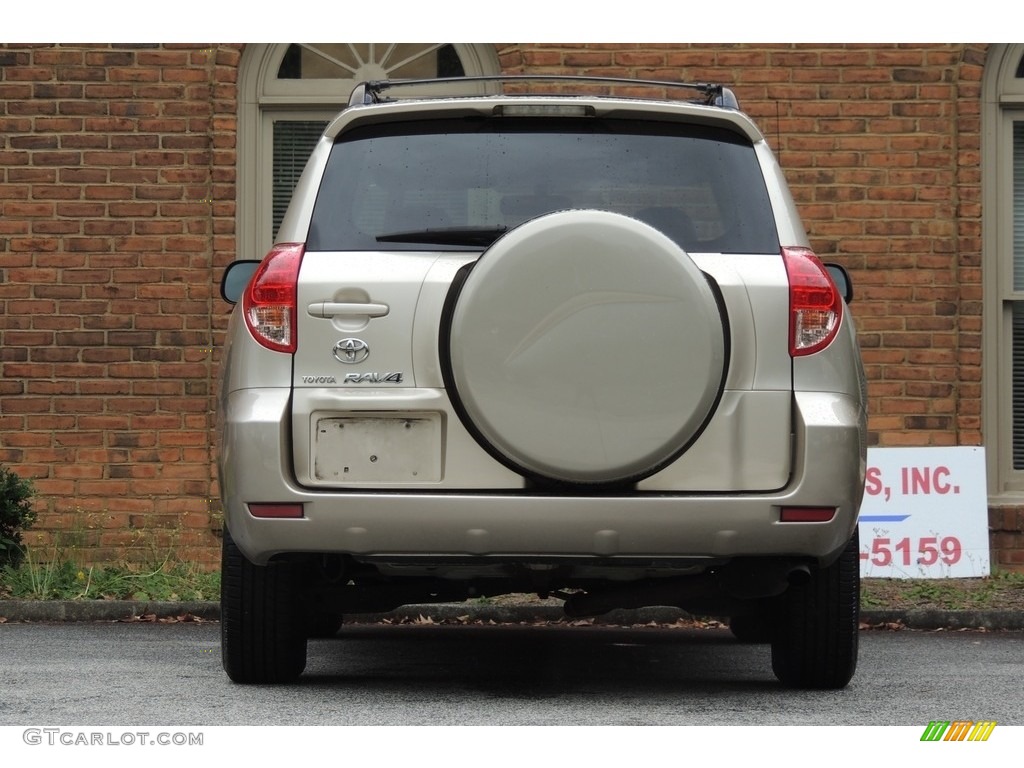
[445,209,728,485]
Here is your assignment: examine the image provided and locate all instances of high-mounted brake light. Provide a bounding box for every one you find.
[493,104,595,118]
[783,246,842,357]
[242,243,305,354]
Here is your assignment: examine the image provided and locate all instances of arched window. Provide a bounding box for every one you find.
[237,44,501,259]
[983,44,1024,496]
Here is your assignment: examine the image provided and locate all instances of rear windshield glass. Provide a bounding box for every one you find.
[307,116,779,254]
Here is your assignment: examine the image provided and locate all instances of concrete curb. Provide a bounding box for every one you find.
[0,600,219,623]
[856,608,1024,631]
[2,600,1023,630]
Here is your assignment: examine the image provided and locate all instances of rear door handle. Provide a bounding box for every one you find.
[307,302,390,319]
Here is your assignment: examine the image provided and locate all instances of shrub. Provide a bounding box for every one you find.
[0,465,37,567]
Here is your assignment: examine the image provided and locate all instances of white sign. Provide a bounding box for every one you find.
[859,447,990,578]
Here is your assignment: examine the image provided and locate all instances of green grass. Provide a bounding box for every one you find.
[0,550,219,602]
[861,571,1024,611]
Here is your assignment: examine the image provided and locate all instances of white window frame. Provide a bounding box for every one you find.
[237,43,501,262]
[983,43,1024,499]
[263,109,334,246]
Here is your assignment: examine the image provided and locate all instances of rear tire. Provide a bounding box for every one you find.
[221,529,307,684]
[770,529,860,689]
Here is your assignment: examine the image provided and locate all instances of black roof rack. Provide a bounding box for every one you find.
[347,75,739,110]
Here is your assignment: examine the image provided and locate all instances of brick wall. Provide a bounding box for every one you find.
[0,44,241,566]
[0,43,1019,571]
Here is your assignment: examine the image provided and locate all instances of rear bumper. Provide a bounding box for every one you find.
[219,388,865,567]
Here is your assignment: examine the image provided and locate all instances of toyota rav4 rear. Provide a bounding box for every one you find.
[217,77,867,688]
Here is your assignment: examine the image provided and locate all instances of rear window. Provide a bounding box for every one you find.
[307,116,779,254]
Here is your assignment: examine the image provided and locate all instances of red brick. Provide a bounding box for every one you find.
[5,202,55,217]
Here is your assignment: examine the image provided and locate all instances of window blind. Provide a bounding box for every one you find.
[272,120,329,241]
[1013,122,1024,468]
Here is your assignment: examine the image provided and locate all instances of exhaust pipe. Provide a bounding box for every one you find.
[787,564,811,586]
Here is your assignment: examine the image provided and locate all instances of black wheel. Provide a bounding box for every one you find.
[221,529,307,684]
[770,529,860,689]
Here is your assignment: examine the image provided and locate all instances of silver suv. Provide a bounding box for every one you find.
[218,76,867,688]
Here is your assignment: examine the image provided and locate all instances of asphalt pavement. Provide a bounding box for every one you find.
[1,598,1022,630]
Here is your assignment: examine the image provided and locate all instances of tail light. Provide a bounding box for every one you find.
[242,243,305,353]
[248,503,304,519]
[783,246,842,357]
[779,506,836,523]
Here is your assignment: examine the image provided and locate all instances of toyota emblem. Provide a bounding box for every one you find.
[333,338,370,364]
